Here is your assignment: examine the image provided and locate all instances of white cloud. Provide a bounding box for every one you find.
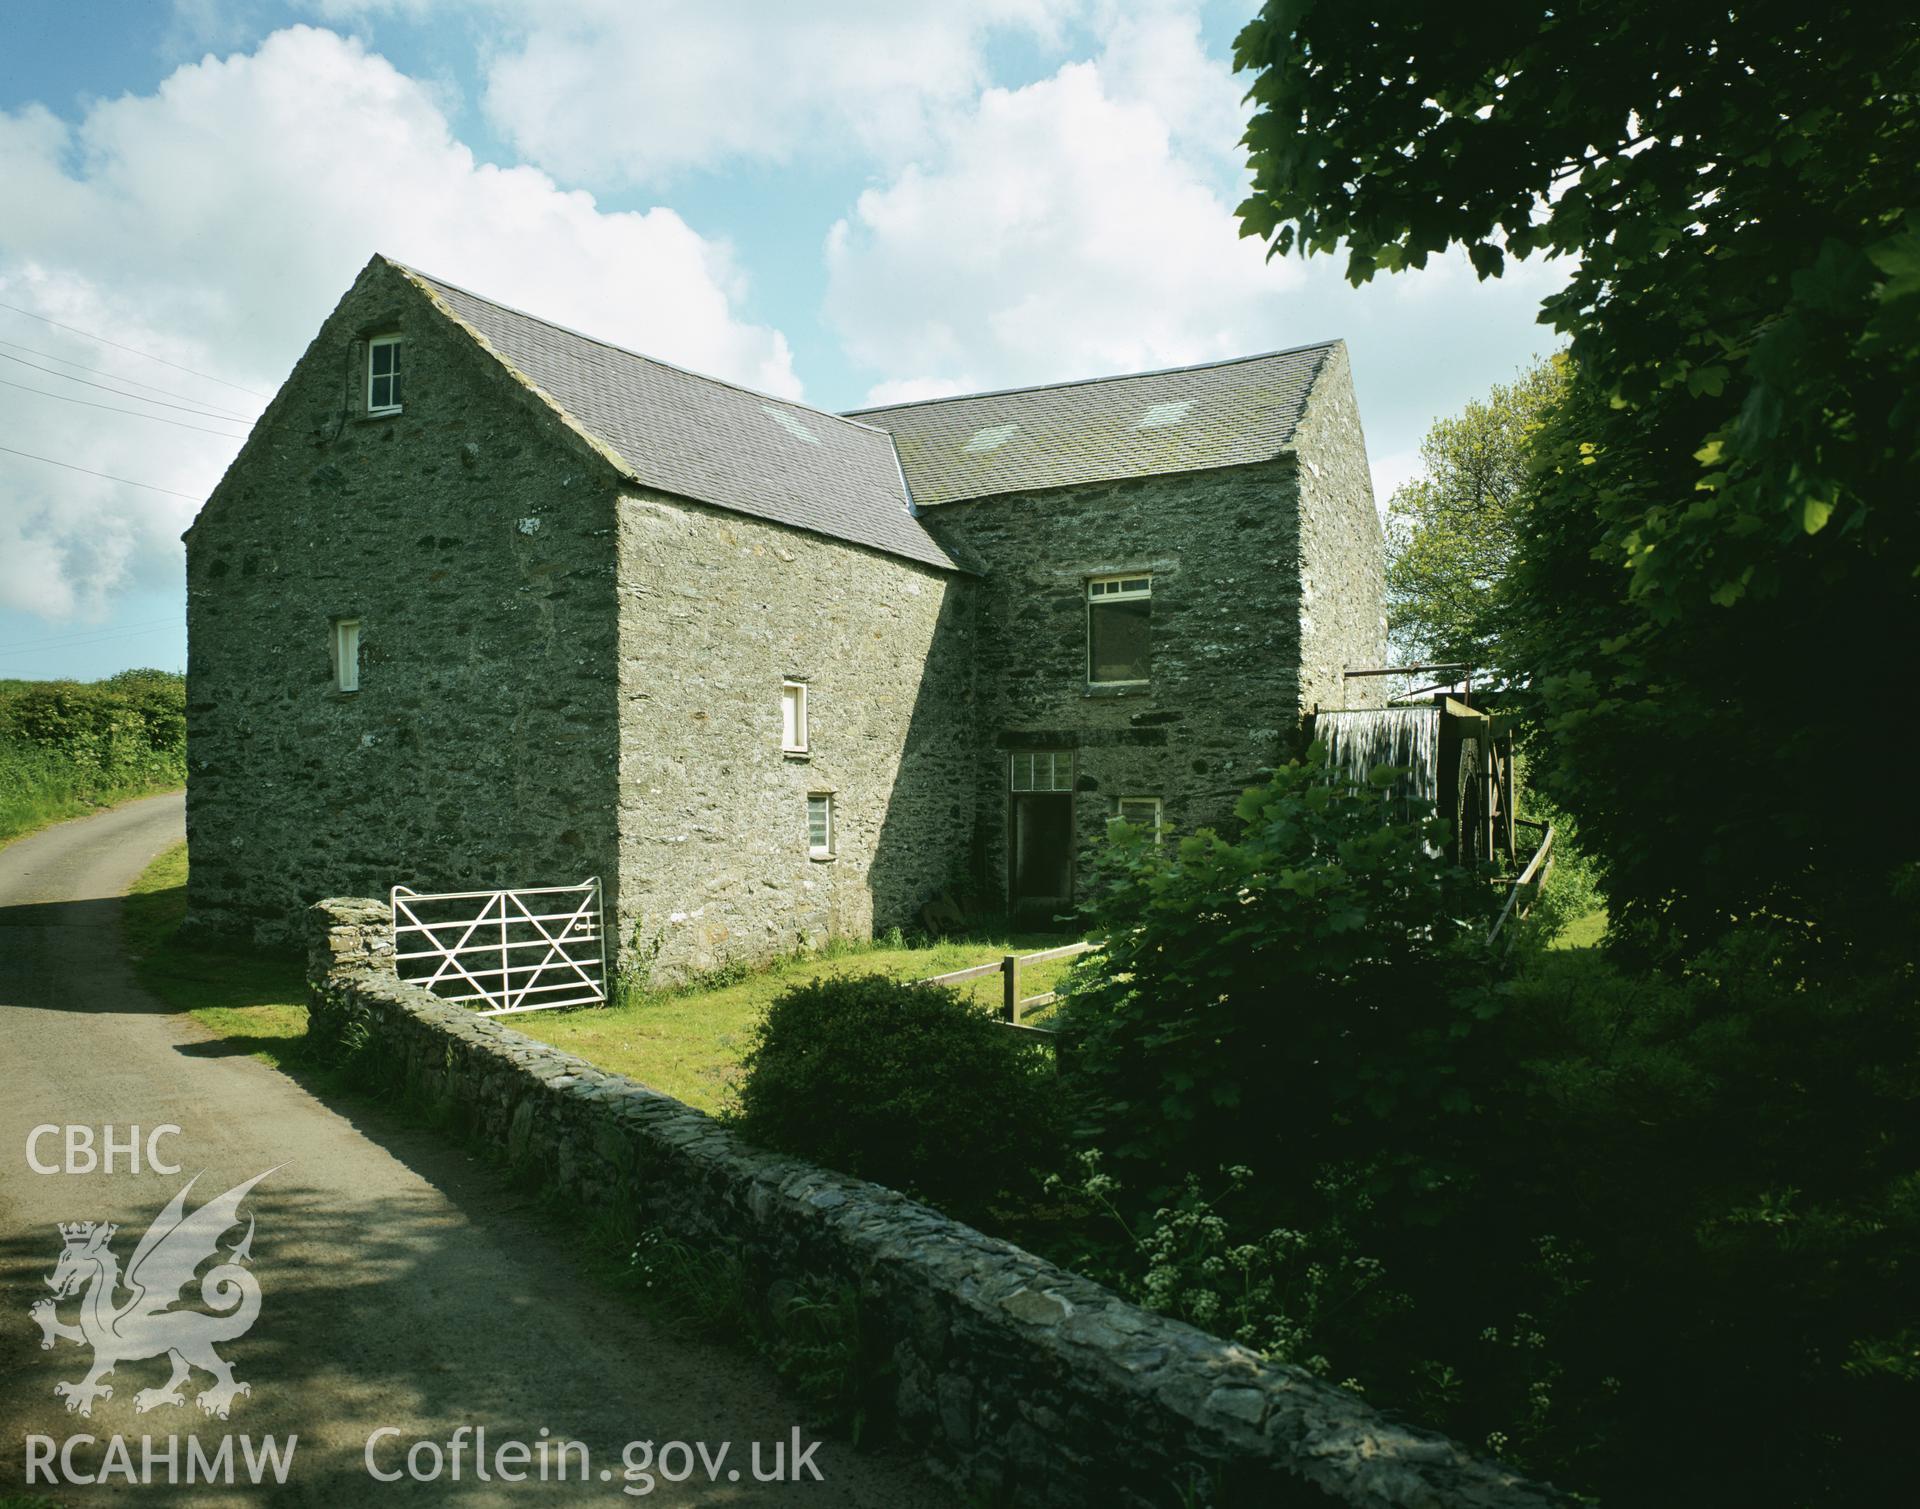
[825,10,1291,401]
[0,25,796,622]
[859,376,976,409]
[472,0,1079,186]
[824,4,1569,462]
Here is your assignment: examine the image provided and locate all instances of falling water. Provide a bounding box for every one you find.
[1316,706,1442,808]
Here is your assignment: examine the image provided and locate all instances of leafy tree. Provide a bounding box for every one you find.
[1236,3,1920,956]
[1384,356,1563,670]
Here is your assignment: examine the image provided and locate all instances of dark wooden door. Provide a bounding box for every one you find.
[1011,793,1073,909]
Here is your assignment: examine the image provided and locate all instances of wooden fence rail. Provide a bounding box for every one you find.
[910,940,1101,1069]
[1488,822,1556,947]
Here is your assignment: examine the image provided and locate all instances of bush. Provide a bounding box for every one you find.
[1059,748,1501,1207]
[731,973,1061,1221]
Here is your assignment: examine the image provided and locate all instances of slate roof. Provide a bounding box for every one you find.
[846,344,1338,506]
[399,264,959,571]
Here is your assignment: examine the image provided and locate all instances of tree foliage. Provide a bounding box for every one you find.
[1384,356,1564,669]
[1059,752,1499,1203]
[1237,3,1920,955]
[1055,766,1918,1499]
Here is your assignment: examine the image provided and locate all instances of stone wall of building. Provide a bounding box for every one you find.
[923,460,1307,908]
[613,492,976,978]
[184,260,625,945]
[307,897,1577,1509]
[1292,344,1389,717]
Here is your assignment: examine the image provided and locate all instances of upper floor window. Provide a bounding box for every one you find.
[332,618,361,693]
[1087,574,1151,685]
[781,680,809,753]
[367,335,402,414]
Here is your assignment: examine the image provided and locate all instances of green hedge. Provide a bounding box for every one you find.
[0,670,185,844]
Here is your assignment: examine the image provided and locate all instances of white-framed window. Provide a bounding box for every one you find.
[332,618,361,693]
[806,793,834,857]
[367,335,402,414]
[1114,796,1163,841]
[781,680,809,753]
[1087,574,1151,685]
[1010,751,1074,792]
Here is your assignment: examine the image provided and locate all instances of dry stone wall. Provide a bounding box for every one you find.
[308,897,1577,1509]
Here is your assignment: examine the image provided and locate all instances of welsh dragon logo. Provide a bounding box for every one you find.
[30,1169,275,1419]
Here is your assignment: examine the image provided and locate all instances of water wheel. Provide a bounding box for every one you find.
[1452,736,1487,865]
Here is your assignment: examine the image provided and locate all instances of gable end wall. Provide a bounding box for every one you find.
[184,261,623,945]
[1292,343,1388,715]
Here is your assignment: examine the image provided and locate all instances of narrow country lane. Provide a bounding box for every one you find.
[0,794,950,1506]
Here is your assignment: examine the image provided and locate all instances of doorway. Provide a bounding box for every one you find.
[1011,794,1073,910]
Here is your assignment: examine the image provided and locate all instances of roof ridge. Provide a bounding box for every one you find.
[843,339,1341,415]
[384,256,898,441]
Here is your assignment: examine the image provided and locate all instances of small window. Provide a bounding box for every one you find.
[1010,751,1074,792]
[1088,574,1151,685]
[781,681,809,753]
[367,335,402,414]
[807,793,834,857]
[1114,796,1163,841]
[332,618,361,693]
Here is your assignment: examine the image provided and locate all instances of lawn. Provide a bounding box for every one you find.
[122,841,310,1066]
[124,840,1085,1111]
[1549,907,1608,950]
[509,931,1084,1114]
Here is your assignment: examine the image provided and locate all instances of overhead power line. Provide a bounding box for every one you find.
[0,375,252,439]
[0,297,270,401]
[0,616,180,656]
[0,349,254,423]
[0,442,203,501]
[0,337,257,421]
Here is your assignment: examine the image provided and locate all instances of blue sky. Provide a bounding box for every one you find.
[0,0,1567,680]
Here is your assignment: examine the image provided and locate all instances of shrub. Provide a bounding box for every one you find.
[1059,748,1501,1207]
[731,973,1061,1220]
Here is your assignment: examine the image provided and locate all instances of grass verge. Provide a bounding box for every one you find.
[122,841,309,1066]
[0,762,182,850]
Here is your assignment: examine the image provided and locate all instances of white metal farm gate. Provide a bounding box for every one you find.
[389,878,606,1016]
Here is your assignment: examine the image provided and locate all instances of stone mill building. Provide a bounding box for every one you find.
[184,255,1385,975]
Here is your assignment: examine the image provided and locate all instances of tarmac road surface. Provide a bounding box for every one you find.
[0,793,950,1506]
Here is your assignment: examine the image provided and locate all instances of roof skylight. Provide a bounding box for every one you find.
[963,423,1020,452]
[760,406,821,445]
[1137,400,1195,429]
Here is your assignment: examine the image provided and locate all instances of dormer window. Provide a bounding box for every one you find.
[367,335,402,414]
